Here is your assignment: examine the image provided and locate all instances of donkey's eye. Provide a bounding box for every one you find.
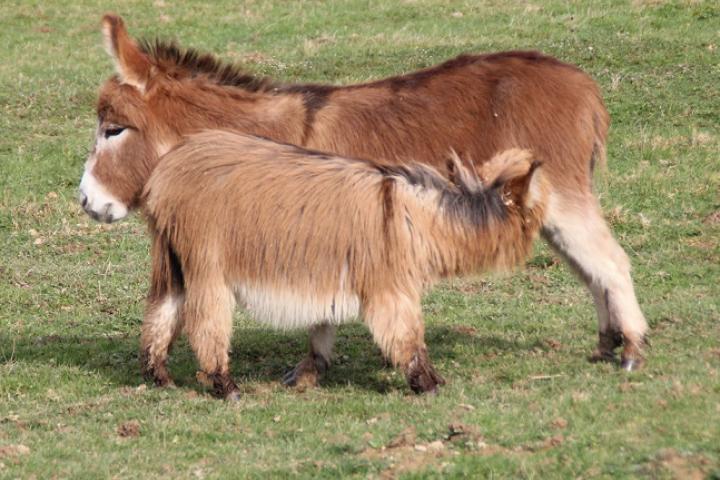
[104,126,126,138]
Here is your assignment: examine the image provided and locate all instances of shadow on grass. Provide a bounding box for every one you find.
[0,324,537,393]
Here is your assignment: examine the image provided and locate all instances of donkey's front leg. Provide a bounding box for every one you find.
[282,323,335,389]
[184,282,241,401]
[364,292,445,394]
[140,293,184,387]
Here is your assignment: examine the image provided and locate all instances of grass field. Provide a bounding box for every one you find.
[1,0,719,478]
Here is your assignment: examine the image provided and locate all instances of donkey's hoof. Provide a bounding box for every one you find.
[620,356,644,372]
[143,367,175,388]
[620,336,646,372]
[225,390,241,402]
[156,378,177,389]
[406,351,446,395]
[208,372,241,400]
[281,365,319,390]
[281,355,327,390]
[589,349,617,364]
[407,368,446,395]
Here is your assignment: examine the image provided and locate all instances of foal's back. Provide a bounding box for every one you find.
[144,132,394,316]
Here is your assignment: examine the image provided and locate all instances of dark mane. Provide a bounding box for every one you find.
[139,39,278,92]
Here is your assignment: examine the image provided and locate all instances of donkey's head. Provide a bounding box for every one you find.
[78,16,166,222]
[79,15,277,222]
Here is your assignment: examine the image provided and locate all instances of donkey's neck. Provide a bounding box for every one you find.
[162,85,309,146]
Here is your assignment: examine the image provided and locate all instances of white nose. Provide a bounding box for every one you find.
[79,171,129,223]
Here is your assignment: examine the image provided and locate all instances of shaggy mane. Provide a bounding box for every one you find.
[139,39,278,92]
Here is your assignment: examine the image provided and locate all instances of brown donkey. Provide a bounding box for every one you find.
[79,15,647,386]
[143,131,547,398]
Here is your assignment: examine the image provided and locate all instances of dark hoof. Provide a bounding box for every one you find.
[157,378,177,388]
[589,349,618,364]
[282,354,328,390]
[281,366,318,388]
[208,372,240,400]
[281,368,301,387]
[140,353,175,388]
[406,350,446,395]
[589,330,624,364]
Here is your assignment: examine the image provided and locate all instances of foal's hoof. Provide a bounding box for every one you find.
[406,351,446,395]
[142,365,176,388]
[206,372,241,401]
[282,354,328,390]
[156,378,177,389]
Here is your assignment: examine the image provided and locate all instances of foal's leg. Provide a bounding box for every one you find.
[184,281,241,400]
[364,291,445,394]
[282,323,335,389]
[542,193,648,370]
[140,293,185,387]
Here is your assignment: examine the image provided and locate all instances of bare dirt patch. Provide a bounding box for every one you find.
[117,420,141,438]
[704,210,720,225]
[0,445,30,459]
[644,448,713,480]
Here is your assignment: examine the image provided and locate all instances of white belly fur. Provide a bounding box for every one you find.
[233,283,361,329]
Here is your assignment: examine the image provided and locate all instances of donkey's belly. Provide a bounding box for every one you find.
[233,282,360,329]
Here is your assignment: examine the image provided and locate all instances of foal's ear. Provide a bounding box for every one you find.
[101,14,152,92]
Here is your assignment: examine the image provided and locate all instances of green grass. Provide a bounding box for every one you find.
[1,0,719,478]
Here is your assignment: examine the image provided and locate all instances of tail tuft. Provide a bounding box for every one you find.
[480,149,534,189]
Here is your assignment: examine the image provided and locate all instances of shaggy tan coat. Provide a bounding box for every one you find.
[79,15,647,386]
[141,131,547,397]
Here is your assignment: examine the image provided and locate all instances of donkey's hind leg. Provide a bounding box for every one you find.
[542,193,648,370]
[184,281,241,400]
[364,291,445,394]
[140,293,185,387]
[282,323,335,389]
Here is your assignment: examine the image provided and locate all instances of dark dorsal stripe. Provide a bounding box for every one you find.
[139,39,576,96]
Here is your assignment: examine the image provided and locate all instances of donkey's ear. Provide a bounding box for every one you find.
[481,148,533,189]
[101,14,152,92]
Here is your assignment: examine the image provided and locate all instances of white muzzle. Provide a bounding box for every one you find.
[78,171,128,223]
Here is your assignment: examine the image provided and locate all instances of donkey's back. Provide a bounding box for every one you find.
[307,50,609,183]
